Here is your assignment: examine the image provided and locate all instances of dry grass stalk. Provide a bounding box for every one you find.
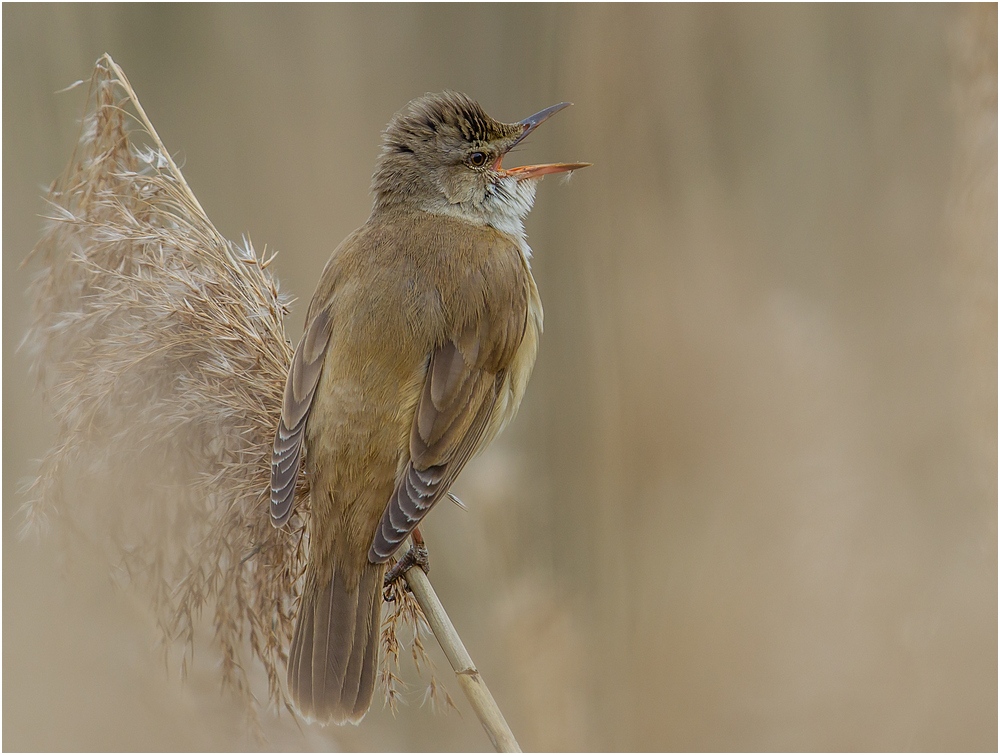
[380,571,460,717]
[403,561,521,752]
[22,53,512,747]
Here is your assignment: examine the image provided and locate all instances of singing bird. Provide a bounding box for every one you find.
[270,91,589,724]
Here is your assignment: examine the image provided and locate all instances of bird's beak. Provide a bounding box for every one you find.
[498,102,592,180]
[513,102,574,147]
[503,161,592,180]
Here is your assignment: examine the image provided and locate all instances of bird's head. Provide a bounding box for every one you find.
[371,91,589,238]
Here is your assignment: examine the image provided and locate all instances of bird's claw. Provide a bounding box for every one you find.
[383,534,429,598]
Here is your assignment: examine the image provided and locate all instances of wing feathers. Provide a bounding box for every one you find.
[270,307,333,526]
[369,360,503,562]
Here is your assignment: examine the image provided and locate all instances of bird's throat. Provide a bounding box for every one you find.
[416,175,538,254]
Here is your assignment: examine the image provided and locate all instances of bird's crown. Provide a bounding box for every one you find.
[382,91,522,156]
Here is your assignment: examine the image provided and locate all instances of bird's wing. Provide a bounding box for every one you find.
[368,314,520,563]
[270,306,333,526]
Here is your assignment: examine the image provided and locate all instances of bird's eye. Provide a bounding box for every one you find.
[469,152,487,167]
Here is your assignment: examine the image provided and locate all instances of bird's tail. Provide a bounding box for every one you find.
[287,559,385,725]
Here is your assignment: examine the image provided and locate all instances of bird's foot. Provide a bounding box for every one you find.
[383,528,429,598]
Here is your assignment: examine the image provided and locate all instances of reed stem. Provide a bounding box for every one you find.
[402,556,521,753]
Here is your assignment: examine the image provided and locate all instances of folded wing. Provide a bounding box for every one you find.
[271,307,333,526]
[369,316,515,562]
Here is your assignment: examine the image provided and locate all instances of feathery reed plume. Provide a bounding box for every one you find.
[381,575,459,717]
[21,54,309,735]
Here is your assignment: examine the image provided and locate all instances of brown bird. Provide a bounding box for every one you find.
[270,91,589,725]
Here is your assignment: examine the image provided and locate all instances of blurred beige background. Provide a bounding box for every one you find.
[3,4,996,751]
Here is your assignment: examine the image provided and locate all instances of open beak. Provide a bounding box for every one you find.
[498,102,592,180]
[503,161,592,180]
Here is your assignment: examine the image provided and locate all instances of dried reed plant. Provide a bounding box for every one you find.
[380,576,459,716]
[21,55,312,737]
[22,54,519,750]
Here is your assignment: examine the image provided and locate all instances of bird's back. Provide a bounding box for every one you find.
[286,208,540,723]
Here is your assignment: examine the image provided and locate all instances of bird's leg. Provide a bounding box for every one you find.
[383,526,430,593]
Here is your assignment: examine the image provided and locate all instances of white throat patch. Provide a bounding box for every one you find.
[422,175,539,260]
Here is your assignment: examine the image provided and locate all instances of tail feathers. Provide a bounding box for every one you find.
[288,561,384,725]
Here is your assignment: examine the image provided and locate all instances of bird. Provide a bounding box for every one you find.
[270,91,589,725]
